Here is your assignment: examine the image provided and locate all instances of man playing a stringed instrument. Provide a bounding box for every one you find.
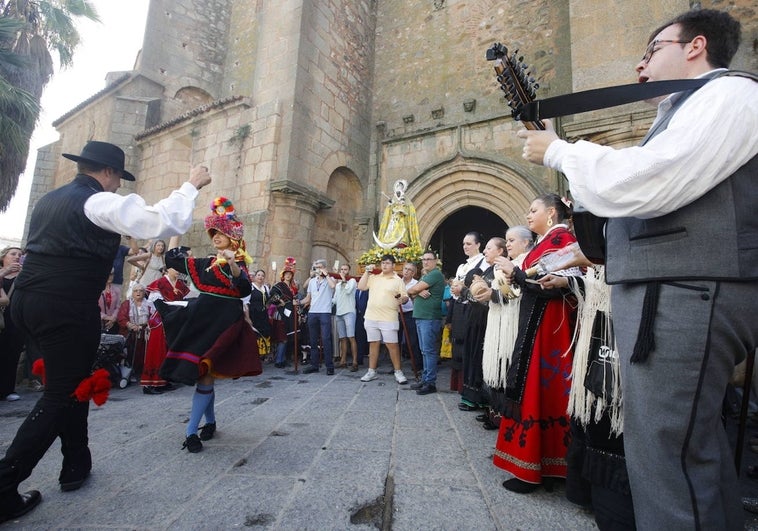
[516,8,757,530]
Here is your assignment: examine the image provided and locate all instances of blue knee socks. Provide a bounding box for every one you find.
[187,384,214,437]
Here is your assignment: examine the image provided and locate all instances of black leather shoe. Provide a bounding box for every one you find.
[143,386,163,395]
[410,381,425,390]
[59,447,91,492]
[199,422,216,441]
[475,413,488,422]
[458,402,478,411]
[0,490,42,524]
[326,368,335,375]
[60,472,90,492]
[302,366,319,374]
[502,478,539,494]
[482,419,499,430]
[416,384,437,395]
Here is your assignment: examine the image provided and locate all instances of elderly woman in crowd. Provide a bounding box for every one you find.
[0,247,25,401]
[476,226,534,430]
[117,283,154,383]
[140,267,189,395]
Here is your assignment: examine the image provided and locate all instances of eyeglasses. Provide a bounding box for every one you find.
[641,39,689,64]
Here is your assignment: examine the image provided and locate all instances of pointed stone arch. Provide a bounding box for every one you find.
[311,166,365,268]
[406,156,542,245]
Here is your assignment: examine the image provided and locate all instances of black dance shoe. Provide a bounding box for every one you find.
[199,422,216,441]
[182,434,203,453]
[0,490,42,524]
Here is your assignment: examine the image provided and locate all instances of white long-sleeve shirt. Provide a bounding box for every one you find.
[84,181,199,238]
[543,72,758,219]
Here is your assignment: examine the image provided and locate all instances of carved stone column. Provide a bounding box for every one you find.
[268,179,334,275]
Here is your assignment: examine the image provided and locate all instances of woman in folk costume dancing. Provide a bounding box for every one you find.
[492,193,582,493]
[158,197,262,453]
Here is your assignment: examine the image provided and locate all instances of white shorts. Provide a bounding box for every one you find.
[364,319,399,344]
[336,311,356,338]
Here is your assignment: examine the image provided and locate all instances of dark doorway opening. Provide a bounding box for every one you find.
[427,206,509,278]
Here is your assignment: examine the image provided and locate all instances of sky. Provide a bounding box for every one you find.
[0,0,150,242]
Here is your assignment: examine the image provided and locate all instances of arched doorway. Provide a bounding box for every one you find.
[428,207,509,278]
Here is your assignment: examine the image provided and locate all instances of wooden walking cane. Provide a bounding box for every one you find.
[735,348,756,473]
[292,305,300,373]
[397,308,418,381]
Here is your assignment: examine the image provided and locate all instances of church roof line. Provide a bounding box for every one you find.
[51,72,132,127]
[134,95,248,141]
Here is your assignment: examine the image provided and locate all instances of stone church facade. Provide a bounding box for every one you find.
[26,0,757,279]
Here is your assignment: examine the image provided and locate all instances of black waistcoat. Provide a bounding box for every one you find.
[16,174,121,301]
[606,73,758,283]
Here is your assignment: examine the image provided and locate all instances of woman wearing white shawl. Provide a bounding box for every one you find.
[477,226,533,429]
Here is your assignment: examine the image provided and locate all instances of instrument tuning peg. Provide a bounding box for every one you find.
[534,83,540,90]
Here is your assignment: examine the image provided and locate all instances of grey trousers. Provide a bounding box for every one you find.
[614,280,758,530]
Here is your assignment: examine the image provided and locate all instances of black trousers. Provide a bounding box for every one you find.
[0,291,98,500]
[399,311,421,370]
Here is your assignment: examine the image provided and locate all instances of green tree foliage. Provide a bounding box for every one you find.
[0,0,99,211]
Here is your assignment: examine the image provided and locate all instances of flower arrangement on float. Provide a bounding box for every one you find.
[356,243,424,266]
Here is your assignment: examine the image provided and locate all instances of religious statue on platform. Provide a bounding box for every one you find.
[373,179,422,250]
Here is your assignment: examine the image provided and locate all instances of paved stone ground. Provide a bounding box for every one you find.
[0,358,597,530]
[4,357,758,530]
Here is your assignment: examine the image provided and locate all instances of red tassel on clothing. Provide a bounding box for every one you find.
[31,359,46,385]
[72,369,111,406]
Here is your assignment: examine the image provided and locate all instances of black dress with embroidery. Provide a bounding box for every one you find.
[158,249,262,385]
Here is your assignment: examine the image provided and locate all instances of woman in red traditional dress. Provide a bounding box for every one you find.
[140,267,190,394]
[492,193,582,493]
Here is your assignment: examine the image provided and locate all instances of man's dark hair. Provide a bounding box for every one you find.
[650,9,741,68]
[380,254,396,264]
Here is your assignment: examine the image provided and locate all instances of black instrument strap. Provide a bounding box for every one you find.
[516,79,708,122]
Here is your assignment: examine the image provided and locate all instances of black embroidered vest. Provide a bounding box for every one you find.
[17,174,121,301]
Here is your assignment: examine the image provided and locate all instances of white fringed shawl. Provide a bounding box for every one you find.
[566,265,623,435]
[482,254,524,389]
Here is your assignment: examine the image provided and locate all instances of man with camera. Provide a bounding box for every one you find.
[298,259,336,374]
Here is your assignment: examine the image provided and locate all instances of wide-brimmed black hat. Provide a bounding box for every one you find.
[62,141,135,181]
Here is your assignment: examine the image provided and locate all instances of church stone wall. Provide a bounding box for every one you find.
[139,0,232,118]
[27,0,758,275]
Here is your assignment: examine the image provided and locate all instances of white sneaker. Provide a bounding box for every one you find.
[5,393,20,402]
[394,370,408,385]
[360,369,378,382]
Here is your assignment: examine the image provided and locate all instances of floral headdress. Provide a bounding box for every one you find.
[204,197,253,267]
